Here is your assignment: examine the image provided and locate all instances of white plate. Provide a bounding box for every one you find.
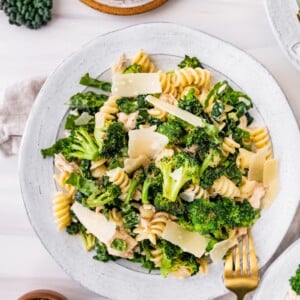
[265,0,300,71]
[19,23,300,300]
[254,239,300,300]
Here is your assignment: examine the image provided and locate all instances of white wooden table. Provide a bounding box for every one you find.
[0,1,300,299]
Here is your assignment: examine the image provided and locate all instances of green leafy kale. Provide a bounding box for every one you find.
[79,73,112,92]
[116,97,138,114]
[69,91,108,112]
[41,137,71,158]
[66,173,98,196]
[178,55,203,69]
[178,88,204,117]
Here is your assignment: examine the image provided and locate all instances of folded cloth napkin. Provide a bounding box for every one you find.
[0,77,46,156]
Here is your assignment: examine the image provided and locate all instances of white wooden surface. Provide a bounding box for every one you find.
[0,1,300,299]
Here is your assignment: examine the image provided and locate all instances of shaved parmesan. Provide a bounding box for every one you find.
[74,112,93,126]
[146,95,204,127]
[112,73,162,97]
[162,221,209,258]
[262,159,279,209]
[248,148,268,182]
[180,190,195,202]
[210,231,237,263]
[71,202,116,243]
[170,167,183,181]
[128,129,168,159]
[124,155,150,173]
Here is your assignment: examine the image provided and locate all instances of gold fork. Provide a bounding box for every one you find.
[224,229,259,300]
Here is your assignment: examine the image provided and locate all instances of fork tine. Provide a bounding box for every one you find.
[234,241,241,275]
[248,230,259,277]
[242,234,248,276]
[224,251,233,278]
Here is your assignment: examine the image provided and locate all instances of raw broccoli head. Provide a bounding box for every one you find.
[142,165,163,204]
[158,152,200,202]
[0,0,52,29]
[157,119,184,145]
[178,55,204,69]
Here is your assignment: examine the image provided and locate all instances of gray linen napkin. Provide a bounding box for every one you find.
[0,77,45,156]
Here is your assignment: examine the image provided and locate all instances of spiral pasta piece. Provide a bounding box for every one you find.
[212,176,240,198]
[131,50,156,73]
[148,107,168,121]
[250,127,272,158]
[53,191,73,231]
[107,168,131,198]
[149,212,170,239]
[222,136,240,156]
[139,204,156,220]
[184,184,209,199]
[150,247,163,267]
[109,208,123,226]
[99,95,119,122]
[198,258,209,274]
[174,67,211,91]
[90,158,107,178]
[158,71,178,98]
[54,171,76,196]
[239,177,256,199]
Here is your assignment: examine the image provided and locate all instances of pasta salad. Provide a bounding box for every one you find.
[41,50,279,278]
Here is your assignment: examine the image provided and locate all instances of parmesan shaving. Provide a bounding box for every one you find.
[128,128,169,159]
[112,73,162,97]
[146,95,204,127]
[162,221,209,258]
[248,148,268,182]
[124,155,150,173]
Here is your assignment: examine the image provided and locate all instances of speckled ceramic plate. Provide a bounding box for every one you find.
[265,0,300,71]
[19,23,300,300]
[253,239,300,300]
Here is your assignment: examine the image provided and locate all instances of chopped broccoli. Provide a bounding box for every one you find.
[79,73,111,92]
[121,204,139,233]
[86,184,121,207]
[157,119,184,144]
[116,97,138,114]
[97,121,127,159]
[154,194,184,217]
[222,155,243,186]
[0,0,52,29]
[93,240,117,262]
[181,197,260,240]
[110,238,127,252]
[290,265,300,295]
[41,137,71,159]
[200,166,223,189]
[141,165,163,204]
[178,88,204,118]
[66,222,81,235]
[124,168,145,204]
[79,159,92,179]
[80,231,96,251]
[178,55,203,69]
[123,64,142,74]
[157,152,200,202]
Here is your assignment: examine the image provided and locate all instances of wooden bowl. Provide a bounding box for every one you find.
[80,0,167,15]
[18,289,68,300]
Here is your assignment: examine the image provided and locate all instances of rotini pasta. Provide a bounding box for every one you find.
[109,208,123,226]
[222,136,240,156]
[99,95,119,122]
[147,107,168,121]
[158,71,178,98]
[182,184,209,200]
[149,247,163,267]
[212,176,240,198]
[239,177,256,199]
[53,191,73,231]
[54,171,76,196]
[251,127,272,158]
[236,148,255,170]
[131,50,156,73]
[107,168,131,198]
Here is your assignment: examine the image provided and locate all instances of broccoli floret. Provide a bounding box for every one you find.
[121,204,139,233]
[157,119,184,145]
[222,155,243,186]
[0,0,52,29]
[178,88,204,117]
[116,97,138,114]
[93,240,117,262]
[181,197,260,240]
[290,265,300,295]
[178,55,203,69]
[41,137,71,158]
[67,127,99,161]
[157,152,200,202]
[80,231,96,251]
[124,168,145,204]
[66,222,81,235]
[79,73,111,92]
[200,166,224,189]
[142,165,163,204]
[86,184,121,207]
[137,240,157,272]
[178,252,199,276]
[154,194,184,217]
[97,122,127,159]
[123,64,142,74]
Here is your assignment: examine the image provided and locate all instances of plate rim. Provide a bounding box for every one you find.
[18,22,300,300]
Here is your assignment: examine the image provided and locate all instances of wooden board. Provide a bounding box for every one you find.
[80,0,167,15]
